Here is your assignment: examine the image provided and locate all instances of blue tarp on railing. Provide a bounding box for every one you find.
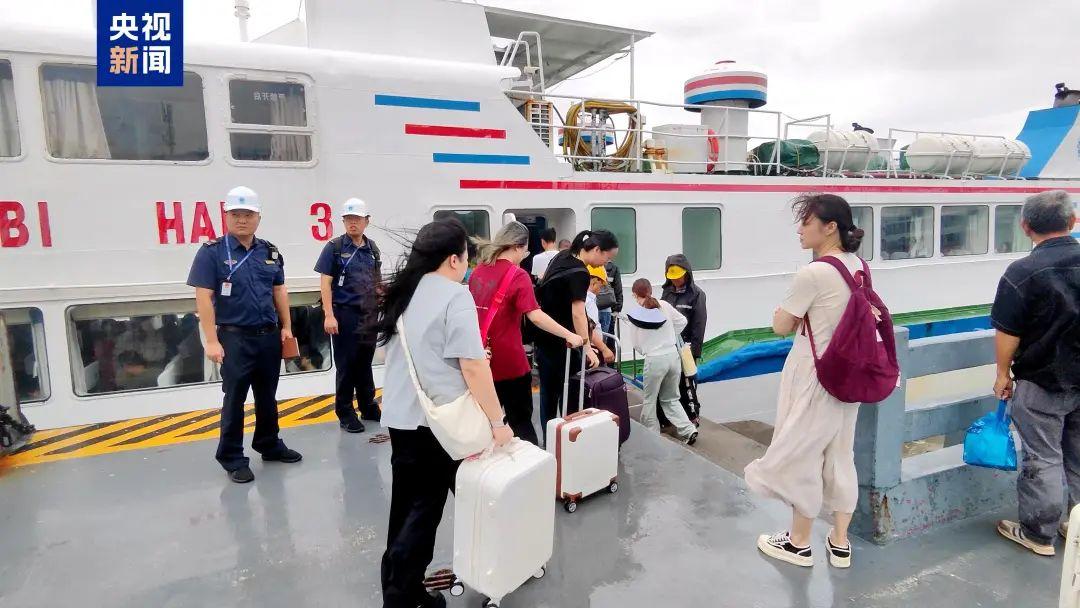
[697,315,993,383]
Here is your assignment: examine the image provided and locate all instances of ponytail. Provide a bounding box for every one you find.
[569,229,618,255]
[632,278,660,309]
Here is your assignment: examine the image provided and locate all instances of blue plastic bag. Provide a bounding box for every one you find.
[963,399,1018,471]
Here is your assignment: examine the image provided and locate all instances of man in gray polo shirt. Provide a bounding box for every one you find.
[991,190,1080,556]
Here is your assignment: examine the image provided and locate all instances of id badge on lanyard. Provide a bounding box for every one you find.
[222,235,255,297]
[339,243,360,288]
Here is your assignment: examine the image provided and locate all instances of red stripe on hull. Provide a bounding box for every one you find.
[459,179,1080,195]
[405,124,506,139]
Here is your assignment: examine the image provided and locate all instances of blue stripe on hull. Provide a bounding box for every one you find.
[374,94,480,111]
[432,153,530,165]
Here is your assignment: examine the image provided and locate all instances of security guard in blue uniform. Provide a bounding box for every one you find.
[315,198,382,433]
[187,186,302,484]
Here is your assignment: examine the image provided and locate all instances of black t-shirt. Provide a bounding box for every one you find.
[536,251,590,349]
[991,236,1080,392]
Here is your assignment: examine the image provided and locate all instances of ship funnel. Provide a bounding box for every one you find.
[683,60,767,172]
[1017,84,1080,179]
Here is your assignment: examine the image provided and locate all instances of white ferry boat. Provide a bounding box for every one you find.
[2,0,1079,432]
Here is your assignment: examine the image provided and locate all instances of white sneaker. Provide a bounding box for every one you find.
[756,531,813,567]
[825,530,851,568]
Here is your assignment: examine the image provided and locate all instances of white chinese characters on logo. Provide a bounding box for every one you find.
[109,13,139,42]
[142,46,171,75]
[141,12,171,41]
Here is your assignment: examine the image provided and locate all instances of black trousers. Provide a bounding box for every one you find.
[216,329,286,471]
[535,344,582,446]
[382,427,460,608]
[495,373,539,446]
[332,306,379,423]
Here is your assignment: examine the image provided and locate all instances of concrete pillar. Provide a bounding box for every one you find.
[854,326,910,489]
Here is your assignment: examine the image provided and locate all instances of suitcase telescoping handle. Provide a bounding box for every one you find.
[599,331,623,369]
[560,344,588,418]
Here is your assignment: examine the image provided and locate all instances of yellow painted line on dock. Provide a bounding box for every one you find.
[2,392,381,469]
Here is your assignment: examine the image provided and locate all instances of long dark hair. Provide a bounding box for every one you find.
[631,278,660,309]
[376,218,469,345]
[792,193,865,253]
[569,229,618,255]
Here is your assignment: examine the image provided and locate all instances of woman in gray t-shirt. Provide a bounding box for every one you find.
[375,218,513,607]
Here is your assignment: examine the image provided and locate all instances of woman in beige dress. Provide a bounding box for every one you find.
[744,193,867,569]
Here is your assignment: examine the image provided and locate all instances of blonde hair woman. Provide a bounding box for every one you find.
[468,222,584,445]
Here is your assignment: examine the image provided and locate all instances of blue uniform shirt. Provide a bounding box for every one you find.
[187,235,285,327]
[313,235,380,308]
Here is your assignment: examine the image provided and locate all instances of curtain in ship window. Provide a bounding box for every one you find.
[41,68,111,159]
[0,64,20,157]
[941,206,988,256]
[269,92,309,162]
[994,206,1033,253]
[881,206,934,260]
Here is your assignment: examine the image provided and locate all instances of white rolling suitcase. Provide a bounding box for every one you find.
[545,346,621,513]
[1060,504,1080,607]
[454,439,556,608]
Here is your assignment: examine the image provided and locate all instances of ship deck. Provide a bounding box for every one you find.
[0,399,1061,608]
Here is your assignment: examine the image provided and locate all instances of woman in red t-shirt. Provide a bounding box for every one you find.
[469,222,585,445]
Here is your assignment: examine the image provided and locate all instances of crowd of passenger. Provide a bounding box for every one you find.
[93,182,1071,607]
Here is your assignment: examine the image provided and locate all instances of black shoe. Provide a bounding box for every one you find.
[262,448,303,463]
[361,407,381,422]
[683,431,699,446]
[419,591,446,608]
[228,466,254,484]
[340,419,366,433]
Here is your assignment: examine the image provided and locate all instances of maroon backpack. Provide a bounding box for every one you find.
[802,256,900,404]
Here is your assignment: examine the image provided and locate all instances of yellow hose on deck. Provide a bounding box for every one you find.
[562,100,641,171]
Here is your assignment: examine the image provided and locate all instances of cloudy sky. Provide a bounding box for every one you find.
[4,0,1076,140]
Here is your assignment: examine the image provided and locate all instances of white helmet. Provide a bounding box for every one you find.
[341,198,371,218]
[224,186,261,212]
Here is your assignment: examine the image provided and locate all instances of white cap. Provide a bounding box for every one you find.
[224,186,261,212]
[341,198,371,218]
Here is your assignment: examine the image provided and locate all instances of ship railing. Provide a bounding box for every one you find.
[508,89,831,175]
[886,127,1028,180]
[510,90,1032,179]
[499,32,546,94]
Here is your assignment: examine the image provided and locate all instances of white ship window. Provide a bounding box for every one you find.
[591,207,636,273]
[994,205,1033,254]
[881,206,934,260]
[67,295,330,396]
[850,206,874,261]
[228,79,312,162]
[2,308,49,403]
[681,208,722,270]
[40,65,208,161]
[0,60,20,157]
[941,205,989,256]
[434,210,490,239]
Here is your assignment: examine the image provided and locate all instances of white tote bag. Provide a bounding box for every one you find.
[396,317,492,460]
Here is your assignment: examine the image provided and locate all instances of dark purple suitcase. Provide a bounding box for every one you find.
[570,367,631,445]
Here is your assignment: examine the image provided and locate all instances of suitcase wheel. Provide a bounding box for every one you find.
[450,578,465,597]
[609,481,619,494]
[532,565,547,580]
[564,501,578,514]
